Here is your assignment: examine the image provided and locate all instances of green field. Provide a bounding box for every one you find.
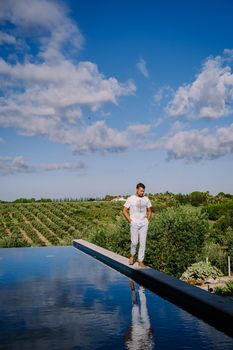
[0,201,122,248]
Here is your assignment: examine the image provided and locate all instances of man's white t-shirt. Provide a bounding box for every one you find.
[124,195,152,224]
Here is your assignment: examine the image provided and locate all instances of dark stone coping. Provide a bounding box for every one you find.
[73,239,233,338]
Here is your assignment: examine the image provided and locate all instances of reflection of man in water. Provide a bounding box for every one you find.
[125,280,155,350]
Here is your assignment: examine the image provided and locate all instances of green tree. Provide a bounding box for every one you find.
[175,193,189,205]
[189,191,208,207]
[213,212,233,240]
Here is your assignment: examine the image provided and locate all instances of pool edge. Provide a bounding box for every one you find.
[73,239,233,338]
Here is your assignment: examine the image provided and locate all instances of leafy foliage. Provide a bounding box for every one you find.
[212,214,233,242]
[214,281,233,296]
[0,195,232,279]
[188,191,208,207]
[199,241,226,273]
[87,206,210,277]
[87,218,130,257]
[145,207,209,277]
[180,261,223,284]
[0,201,123,248]
[201,201,233,221]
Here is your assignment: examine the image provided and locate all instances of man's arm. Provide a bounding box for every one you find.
[147,207,151,222]
[123,206,131,223]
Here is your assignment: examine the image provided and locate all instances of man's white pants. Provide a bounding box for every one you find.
[130,220,148,262]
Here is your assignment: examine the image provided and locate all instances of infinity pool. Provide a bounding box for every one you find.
[0,246,232,349]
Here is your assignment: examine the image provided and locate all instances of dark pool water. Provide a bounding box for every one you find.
[0,246,232,350]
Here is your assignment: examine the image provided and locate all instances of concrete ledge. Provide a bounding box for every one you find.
[73,239,233,337]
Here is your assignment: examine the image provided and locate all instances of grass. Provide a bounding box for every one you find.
[214,281,233,296]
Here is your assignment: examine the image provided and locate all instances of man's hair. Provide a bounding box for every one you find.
[136,182,145,189]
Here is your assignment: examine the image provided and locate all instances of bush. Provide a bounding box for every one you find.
[180,261,223,284]
[202,201,233,220]
[198,241,227,273]
[188,191,208,207]
[214,281,233,296]
[212,213,233,240]
[87,218,130,257]
[146,206,209,277]
[88,206,209,278]
[223,227,233,256]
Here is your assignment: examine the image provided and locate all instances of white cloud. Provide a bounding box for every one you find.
[40,161,85,171]
[68,121,130,154]
[153,90,163,104]
[136,58,149,78]
[170,120,187,133]
[166,52,233,119]
[145,123,233,161]
[0,31,16,45]
[0,0,83,61]
[0,0,66,29]
[222,49,233,62]
[0,156,35,175]
[152,117,164,129]
[0,59,135,120]
[0,137,5,144]
[153,86,173,104]
[127,118,163,138]
[0,156,86,175]
[0,0,136,154]
[127,123,151,137]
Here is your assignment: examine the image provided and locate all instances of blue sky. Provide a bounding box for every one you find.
[0,0,233,200]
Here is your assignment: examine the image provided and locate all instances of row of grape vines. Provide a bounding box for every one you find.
[0,203,89,248]
[0,201,122,248]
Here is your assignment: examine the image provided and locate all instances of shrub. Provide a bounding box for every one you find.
[146,206,209,277]
[214,281,233,296]
[180,261,223,284]
[212,213,233,240]
[188,191,208,207]
[223,227,233,257]
[87,218,130,257]
[198,241,227,273]
[202,201,233,220]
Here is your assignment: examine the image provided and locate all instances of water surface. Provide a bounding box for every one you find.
[0,246,232,349]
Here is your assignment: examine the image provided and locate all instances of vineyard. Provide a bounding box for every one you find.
[0,201,122,248]
[1,196,233,279]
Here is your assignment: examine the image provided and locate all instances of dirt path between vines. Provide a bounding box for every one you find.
[19,212,51,246]
[8,212,33,245]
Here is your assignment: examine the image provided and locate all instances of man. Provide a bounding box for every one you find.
[123,183,152,267]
